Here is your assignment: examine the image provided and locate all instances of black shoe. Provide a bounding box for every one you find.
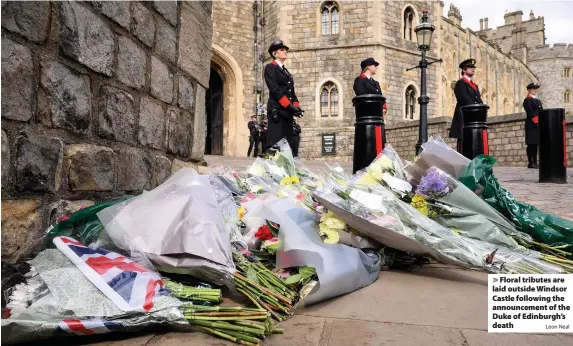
[532,163,539,169]
[528,162,534,168]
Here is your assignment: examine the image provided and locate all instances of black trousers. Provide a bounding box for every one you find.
[293,136,300,157]
[247,136,260,157]
[526,144,538,164]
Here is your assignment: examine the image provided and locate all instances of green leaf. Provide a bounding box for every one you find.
[298,266,316,278]
[247,266,259,284]
[284,273,303,285]
[266,220,280,237]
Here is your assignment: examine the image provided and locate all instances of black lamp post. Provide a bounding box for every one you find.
[407,10,440,155]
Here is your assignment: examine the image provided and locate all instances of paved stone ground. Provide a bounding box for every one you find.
[29,156,573,346]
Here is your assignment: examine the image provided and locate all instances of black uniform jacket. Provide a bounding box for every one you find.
[264,60,299,113]
[449,77,483,138]
[264,60,299,150]
[523,95,542,145]
[248,120,258,138]
[353,73,388,111]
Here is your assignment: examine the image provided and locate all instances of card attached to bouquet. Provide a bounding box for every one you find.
[53,236,168,312]
[488,274,573,333]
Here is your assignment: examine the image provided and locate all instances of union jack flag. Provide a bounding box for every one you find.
[58,319,121,336]
[53,236,168,312]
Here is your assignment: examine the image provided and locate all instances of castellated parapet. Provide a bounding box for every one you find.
[528,43,573,61]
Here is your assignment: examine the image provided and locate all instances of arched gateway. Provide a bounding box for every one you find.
[205,44,249,156]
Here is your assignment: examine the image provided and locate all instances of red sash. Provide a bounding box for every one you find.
[461,78,477,92]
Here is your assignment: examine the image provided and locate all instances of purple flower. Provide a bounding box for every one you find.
[416,168,450,199]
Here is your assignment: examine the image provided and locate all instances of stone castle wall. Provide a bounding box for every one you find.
[386,114,573,168]
[527,44,573,115]
[438,8,537,119]
[1,1,213,262]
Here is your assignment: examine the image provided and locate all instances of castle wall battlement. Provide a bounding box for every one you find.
[528,44,573,60]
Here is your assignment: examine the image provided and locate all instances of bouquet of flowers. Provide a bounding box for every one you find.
[412,167,530,250]
[313,175,566,274]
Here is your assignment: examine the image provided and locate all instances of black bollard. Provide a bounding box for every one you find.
[539,108,567,183]
[352,94,386,174]
[460,104,490,160]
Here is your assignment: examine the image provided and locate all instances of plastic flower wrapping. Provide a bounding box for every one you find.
[5,136,573,346]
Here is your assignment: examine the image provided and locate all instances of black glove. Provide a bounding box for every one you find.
[287,104,302,116]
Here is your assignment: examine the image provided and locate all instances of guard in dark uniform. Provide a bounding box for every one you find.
[264,40,303,152]
[353,57,388,144]
[449,58,483,152]
[353,58,388,115]
[523,83,542,168]
[292,119,301,158]
[247,115,260,157]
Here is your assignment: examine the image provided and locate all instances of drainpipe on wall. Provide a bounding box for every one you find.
[253,1,259,117]
[260,0,266,112]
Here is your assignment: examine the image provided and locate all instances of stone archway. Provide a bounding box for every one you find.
[209,44,248,157]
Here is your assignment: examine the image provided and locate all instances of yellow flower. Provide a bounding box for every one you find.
[280,176,300,186]
[237,205,246,220]
[359,172,378,186]
[410,194,429,216]
[318,211,345,244]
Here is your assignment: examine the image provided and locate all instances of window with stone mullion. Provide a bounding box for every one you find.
[322,9,329,36]
[321,88,329,117]
[331,8,339,35]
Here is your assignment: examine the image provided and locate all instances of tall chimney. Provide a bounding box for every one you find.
[530,10,535,20]
[484,17,489,29]
[480,18,484,30]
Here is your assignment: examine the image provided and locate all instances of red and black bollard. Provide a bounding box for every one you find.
[460,104,490,160]
[539,108,567,183]
[352,94,386,174]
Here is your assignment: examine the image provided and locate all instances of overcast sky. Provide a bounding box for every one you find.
[442,0,573,45]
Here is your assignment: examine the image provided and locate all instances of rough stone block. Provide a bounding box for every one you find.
[1,199,42,263]
[15,133,63,192]
[59,2,115,76]
[39,61,91,134]
[152,155,172,187]
[1,1,50,42]
[171,158,198,173]
[190,85,206,161]
[47,200,95,226]
[92,1,130,28]
[67,144,115,191]
[116,148,152,191]
[132,2,156,47]
[138,96,166,150]
[152,1,178,26]
[178,75,195,111]
[179,1,212,88]
[1,38,36,122]
[98,85,137,144]
[1,130,10,187]
[155,19,177,64]
[166,108,192,157]
[117,36,146,90]
[150,56,173,103]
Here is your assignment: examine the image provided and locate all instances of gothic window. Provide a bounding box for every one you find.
[321,2,340,36]
[565,68,571,78]
[321,8,329,36]
[321,82,339,117]
[403,7,414,41]
[405,85,417,120]
[565,90,571,104]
